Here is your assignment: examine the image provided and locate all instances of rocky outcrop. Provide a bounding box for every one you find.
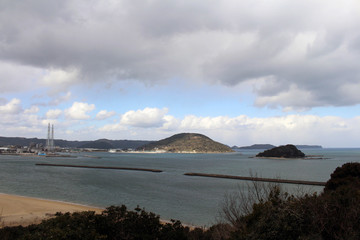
[256,144,305,158]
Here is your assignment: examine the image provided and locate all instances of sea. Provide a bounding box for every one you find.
[0,148,359,227]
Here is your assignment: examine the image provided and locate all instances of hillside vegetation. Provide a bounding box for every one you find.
[137,133,234,153]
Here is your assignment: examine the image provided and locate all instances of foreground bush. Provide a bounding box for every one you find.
[0,205,206,240]
[220,162,360,240]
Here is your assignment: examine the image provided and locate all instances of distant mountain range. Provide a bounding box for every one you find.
[296,145,323,149]
[232,144,322,150]
[232,144,276,150]
[137,133,234,153]
[0,136,152,150]
[0,136,322,151]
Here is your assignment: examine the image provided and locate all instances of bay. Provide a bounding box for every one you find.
[0,148,359,226]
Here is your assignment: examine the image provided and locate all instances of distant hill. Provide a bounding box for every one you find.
[296,145,322,149]
[79,140,115,149]
[78,139,152,150]
[137,133,234,153]
[0,137,46,147]
[0,136,152,149]
[233,144,322,150]
[233,144,276,150]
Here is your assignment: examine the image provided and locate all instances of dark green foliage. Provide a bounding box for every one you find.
[160,220,189,240]
[205,223,234,240]
[0,226,28,240]
[228,187,316,240]
[0,211,104,240]
[79,141,114,149]
[256,144,305,158]
[220,162,360,240]
[100,205,163,239]
[324,162,360,192]
[317,163,360,239]
[0,205,206,240]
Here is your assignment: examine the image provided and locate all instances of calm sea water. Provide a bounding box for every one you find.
[0,148,359,226]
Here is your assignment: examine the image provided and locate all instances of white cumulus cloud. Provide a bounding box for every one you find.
[96,110,116,120]
[0,98,22,114]
[46,109,62,119]
[120,107,169,128]
[49,91,72,106]
[65,101,95,120]
[41,69,80,93]
[24,105,39,114]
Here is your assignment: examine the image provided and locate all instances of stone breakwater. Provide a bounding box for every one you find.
[36,163,163,173]
[184,172,326,186]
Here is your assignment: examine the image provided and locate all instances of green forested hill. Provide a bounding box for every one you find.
[137,133,234,153]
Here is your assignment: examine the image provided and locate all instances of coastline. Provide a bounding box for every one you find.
[0,193,104,227]
[0,193,199,230]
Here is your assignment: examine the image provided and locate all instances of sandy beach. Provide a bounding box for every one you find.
[0,193,103,227]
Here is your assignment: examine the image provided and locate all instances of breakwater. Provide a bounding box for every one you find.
[36,163,163,173]
[184,173,326,186]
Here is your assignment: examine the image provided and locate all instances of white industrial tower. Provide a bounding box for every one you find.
[51,124,54,150]
[45,123,55,152]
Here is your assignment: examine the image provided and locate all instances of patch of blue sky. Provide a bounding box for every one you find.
[70,78,360,121]
[2,90,45,114]
[75,79,276,118]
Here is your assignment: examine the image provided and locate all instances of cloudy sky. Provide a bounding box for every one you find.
[1,0,360,147]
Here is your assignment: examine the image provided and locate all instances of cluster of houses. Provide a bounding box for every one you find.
[0,144,126,155]
[0,143,48,155]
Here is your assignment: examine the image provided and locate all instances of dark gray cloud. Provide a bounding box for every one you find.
[1,0,359,110]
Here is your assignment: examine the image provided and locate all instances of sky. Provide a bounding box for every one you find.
[1,0,360,147]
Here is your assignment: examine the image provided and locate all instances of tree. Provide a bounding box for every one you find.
[324,162,360,192]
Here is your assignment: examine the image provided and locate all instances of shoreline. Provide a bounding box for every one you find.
[0,193,199,229]
[0,193,104,227]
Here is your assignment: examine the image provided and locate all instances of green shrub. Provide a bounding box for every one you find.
[221,162,360,240]
[324,162,360,192]
[0,205,206,240]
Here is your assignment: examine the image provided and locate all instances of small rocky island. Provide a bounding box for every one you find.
[256,144,306,158]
